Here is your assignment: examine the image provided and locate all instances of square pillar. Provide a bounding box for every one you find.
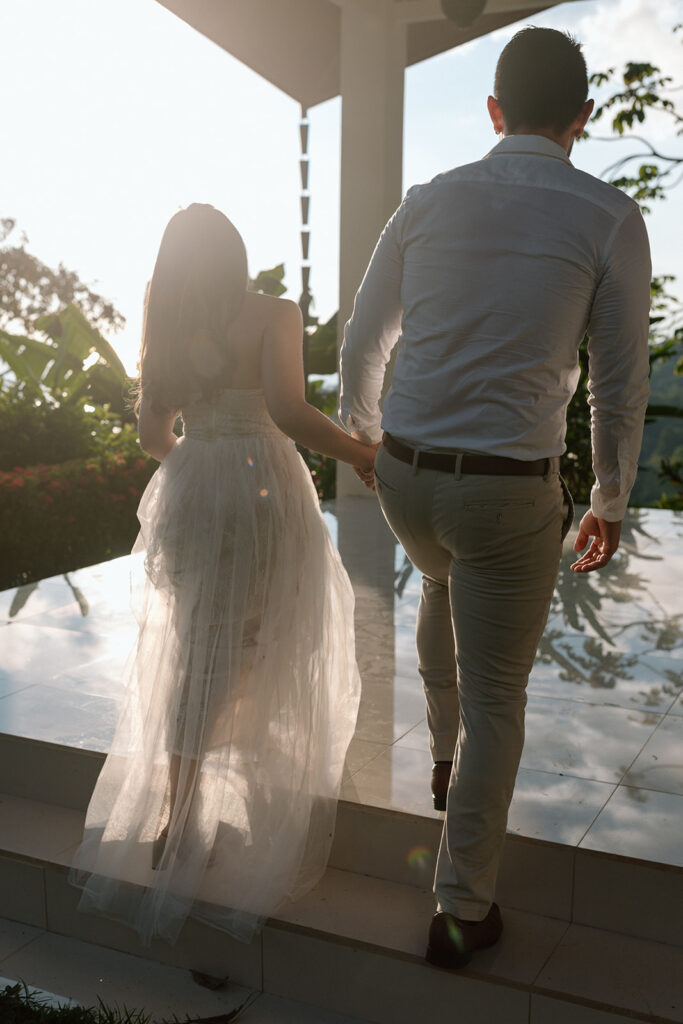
[337,0,406,497]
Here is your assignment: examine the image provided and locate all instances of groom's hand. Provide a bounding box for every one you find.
[571,511,621,572]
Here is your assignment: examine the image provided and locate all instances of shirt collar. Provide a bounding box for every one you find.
[485,134,572,165]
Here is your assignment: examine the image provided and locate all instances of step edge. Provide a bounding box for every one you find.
[0,850,677,1023]
[3,845,682,959]
[2,772,681,879]
[532,982,677,1024]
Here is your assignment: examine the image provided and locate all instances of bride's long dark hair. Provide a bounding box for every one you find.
[137,203,248,412]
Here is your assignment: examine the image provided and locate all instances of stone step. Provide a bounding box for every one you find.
[0,930,370,1023]
[1,731,682,949]
[0,794,680,1024]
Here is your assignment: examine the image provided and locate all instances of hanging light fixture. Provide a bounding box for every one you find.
[440,0,487,28]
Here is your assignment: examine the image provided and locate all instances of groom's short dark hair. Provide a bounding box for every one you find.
[494,27,588,134]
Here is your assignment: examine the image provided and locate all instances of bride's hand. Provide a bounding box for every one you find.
[353,442,380,490]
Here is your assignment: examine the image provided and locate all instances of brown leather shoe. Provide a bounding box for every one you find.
[425,903,503,969]
[431,761,452,811]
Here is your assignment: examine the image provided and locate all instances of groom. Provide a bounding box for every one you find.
[339,27,650,968]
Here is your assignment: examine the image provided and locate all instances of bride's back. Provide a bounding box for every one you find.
[188,290,278,394]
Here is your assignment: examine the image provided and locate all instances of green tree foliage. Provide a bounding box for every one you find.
[0,217,131,419]
[587,56,683,212]
[0,218,124,337]
[565,36,683,510]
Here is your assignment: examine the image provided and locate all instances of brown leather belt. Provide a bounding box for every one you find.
[383,432,550,476]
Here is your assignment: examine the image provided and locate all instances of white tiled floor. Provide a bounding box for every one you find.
[1,499,682,866]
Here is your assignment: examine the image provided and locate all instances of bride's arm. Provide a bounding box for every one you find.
[262,299,375,471]
[137,396,178,461]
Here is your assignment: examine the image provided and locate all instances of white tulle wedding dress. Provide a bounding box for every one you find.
[70,388,361,945]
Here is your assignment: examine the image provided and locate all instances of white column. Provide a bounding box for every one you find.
[337,0,406,497]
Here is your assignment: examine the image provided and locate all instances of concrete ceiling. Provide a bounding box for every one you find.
[156,0,581,109]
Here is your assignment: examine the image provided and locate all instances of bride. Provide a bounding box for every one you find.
[70,203,373,945]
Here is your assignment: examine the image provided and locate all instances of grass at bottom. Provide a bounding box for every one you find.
[0,983,196,1024]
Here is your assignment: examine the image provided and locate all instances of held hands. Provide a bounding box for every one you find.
[571,511,622,573]
[353,442,381,491]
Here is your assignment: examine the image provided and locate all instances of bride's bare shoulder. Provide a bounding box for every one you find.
[244,291,302,329]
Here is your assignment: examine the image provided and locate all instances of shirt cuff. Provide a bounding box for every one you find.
[591,436,642,522]
[590,488,629,522]
[338,406,383,445]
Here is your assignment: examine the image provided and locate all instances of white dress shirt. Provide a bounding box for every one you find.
[339,134,651,521]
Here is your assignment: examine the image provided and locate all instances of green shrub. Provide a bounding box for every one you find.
[0,387,99,470]
[0,449,155,589]
[299,447,336,501]
[0,445,334,591]
[0,383,144,472]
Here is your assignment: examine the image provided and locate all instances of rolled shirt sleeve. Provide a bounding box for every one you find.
[338,210,404,443]
[587,206,652,522]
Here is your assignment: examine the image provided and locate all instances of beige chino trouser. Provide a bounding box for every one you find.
[373,443,567,921]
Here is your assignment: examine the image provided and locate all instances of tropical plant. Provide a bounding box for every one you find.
[306,312,338,376]
[0,303,130,415]
[249,262,287,298]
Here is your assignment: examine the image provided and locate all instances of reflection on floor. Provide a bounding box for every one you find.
[1,498,682,867]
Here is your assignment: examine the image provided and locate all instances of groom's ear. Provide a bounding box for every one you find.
[487,95,505,135]
[572,98,594,139]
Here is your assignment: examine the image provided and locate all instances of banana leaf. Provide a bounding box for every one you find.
[249,264,286,297]
[0,331,47,397]
[76,361,130,412]
[37,304,128,384]
[307,312,338,375]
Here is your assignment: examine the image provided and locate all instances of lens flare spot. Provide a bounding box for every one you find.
[407,845,432,870]
[247,457,254,467]
[259,488,269,497]
[446,917,466,952]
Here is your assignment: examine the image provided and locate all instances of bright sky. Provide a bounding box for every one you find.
[3,0,682,374]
